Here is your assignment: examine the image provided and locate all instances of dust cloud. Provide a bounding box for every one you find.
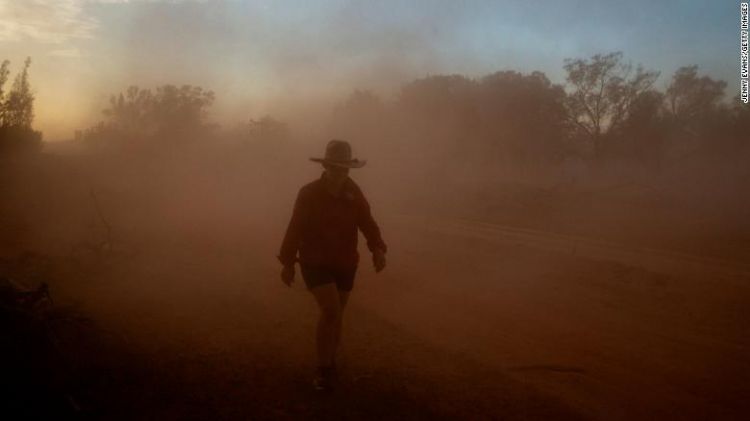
[1,12,749,419]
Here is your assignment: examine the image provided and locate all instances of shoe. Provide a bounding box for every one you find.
[312,365,336,392]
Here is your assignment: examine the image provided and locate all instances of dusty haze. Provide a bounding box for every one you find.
[1,1,749,419]
[3,87,749,417]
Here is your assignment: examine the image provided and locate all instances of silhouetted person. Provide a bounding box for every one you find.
[278,139,387,391]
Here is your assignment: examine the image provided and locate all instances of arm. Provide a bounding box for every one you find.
[356,191,387,255]
[278,188,307,267]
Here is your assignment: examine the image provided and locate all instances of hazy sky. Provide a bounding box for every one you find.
[0,0,742,140]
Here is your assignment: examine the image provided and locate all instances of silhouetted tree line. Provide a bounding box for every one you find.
[331,51,748,175]
[0,58,42,154]
[81,84,216,150]
[75,51,747,176]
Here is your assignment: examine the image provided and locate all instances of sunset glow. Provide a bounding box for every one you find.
[0,0,739,140]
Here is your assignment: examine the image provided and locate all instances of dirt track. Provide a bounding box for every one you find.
[48,212,749,419]
[368,214,750,419]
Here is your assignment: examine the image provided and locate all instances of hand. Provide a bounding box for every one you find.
[373,249,386,273]
[281,265,295,286]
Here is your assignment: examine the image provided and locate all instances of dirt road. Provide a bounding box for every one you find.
[49,212,749,419]
[361,214,750,419]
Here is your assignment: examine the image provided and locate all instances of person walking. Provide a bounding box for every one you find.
[278,139,387,391]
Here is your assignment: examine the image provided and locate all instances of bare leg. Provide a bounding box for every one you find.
[339,290,350,309]
[333,290,350,362]
[310,283,342,367]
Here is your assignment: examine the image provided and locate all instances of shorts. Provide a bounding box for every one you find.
[300,265,357,292]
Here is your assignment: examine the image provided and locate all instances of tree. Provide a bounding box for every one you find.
[3,57,35,128]
[660,66,736,160]
[246,115,289,142]
[0,57,42,154]
[614,90,669,170]
[329,89,387,143]
[150,84,215,136]
[103,86,156,134]
[665,65,727,133]
[396,74,479,154]
[85,84,215,147]
[0,60,10,117]
[563,52,659,159]
[397,74,476,123]
[476,70,569,166]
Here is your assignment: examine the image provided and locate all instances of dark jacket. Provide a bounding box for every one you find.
[278,173,387,270]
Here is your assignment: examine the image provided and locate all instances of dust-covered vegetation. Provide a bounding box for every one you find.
[1,50,749,417]
[0,58,42,155]
[2,51,746,262]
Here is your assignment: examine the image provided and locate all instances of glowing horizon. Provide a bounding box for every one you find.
[0,0,741,141]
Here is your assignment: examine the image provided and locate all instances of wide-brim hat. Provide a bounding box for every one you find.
[310,139,366,168]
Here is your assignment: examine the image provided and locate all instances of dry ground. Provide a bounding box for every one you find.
[3,153,748,419]
[32,210,749,420]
